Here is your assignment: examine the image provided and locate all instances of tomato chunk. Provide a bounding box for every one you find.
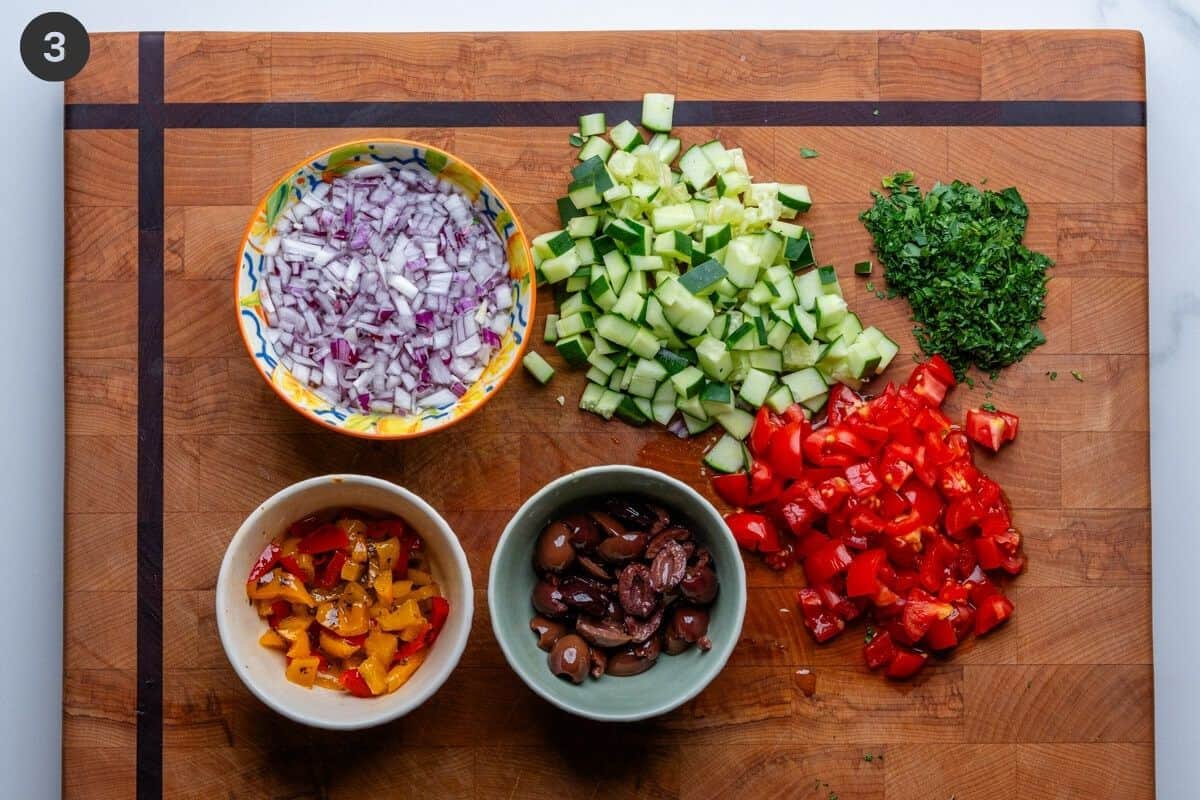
[725,512,782,553]
[711,472,751,508]
[975,594,1015,636]
[846,549,887,598]
[804,539,854,585]
[885,648,928,679]
[965,409,1011,452]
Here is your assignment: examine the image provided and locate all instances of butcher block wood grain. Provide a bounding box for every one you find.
[63,30,1151,799]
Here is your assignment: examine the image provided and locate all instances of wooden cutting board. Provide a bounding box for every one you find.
[63,30,1151,799]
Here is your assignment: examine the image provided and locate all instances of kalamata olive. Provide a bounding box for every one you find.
[648,540,687,593]
[647,503,672,535]
[603,497,656,528]
[548,634,591,684]
[575,616,633,648]
[589,647,608,679]
[562,512,602,550]
[670,606,710,644]
[607,641,660,677]
[530,615,568,651]
[663,628,691,655]
[576,553,612,580]
[645,527,691,559]
[532,580,568,618]
[624,606,664,644]
[597,530,647,563]
[679,564,719,605]
[558,576,612,617]
[589,510,627,539]
[618,563,656,617]
[535,521,576,573]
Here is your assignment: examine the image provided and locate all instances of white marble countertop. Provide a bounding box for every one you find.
[2,0,1193,795]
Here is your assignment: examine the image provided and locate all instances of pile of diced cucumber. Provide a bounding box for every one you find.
[531,92,898,447]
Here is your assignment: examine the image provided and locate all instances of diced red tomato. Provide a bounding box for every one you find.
[998,411,1020,442]
[767,420,809,480]
[846,549,888,598]
[782,403,808,424]
[885,648,928,679]
[711,472,751,508]
[965,409,1011,452]
[725,512,782,553]
[974,594,1015,636]
[827,384,864,424]
[804,539,854,585]
[749,406,784,458]
[923,355,957,387]
[707,356,1025,682]
[907,365,949,407]
[863,630,896,669]
[844,462,882,498]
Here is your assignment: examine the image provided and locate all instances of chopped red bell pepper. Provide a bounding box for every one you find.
[316,550,348,589]
[846,549,888,598]
[247,542,281,583]
[804,539,854,585]
[725,512,782,553]
[287,514,323,539]
[767,420,809,479]
[965,409,1011,452]
[339,668,375,697]
[392,631,430,662]
[749,406,784,458]
[863,630,896,669]
[844,462,882,498]
[974,593,1014,635]
[365,518,408,539]
[425,596,450,645]
[297,524,351,554]
[885,648,928,679]
[279,554,312,582]
[392,535,420,578]
[267,599,291,629]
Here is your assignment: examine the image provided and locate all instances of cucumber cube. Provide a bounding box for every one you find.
[579,112,606,137]
[642,93,675,133]
[738,368,774,407]
[679,259,728,296]
[610,120,645,152]
[522,351,555,384]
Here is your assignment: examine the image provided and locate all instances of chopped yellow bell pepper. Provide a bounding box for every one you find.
[377,599,424,632]
[398,623,429,643]
[343,582,368,605]
[340,559,364,582]
[275,572,315,607]
[407,568,434,586]
[280,536,302,556]
[286,656,321,688]
[390,580,414,601]
[386,653,425,692]
[245,573,281,601]
[351,536,369,564]
[319,630,360,659]
[314,673,342,692]
[258,629,285,649]
[373,571,393,605]
[286,631,311,659]
[404,585,441,603]
[365,629,398,664]
[338,518,366,537]
[357,656,388,695]
[374,536,400,572]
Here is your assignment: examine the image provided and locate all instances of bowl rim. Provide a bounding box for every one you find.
[487,464,747,722]
[232,136,537,440]
[215,473,474,730]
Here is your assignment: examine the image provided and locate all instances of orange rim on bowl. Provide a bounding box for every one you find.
[233,138,535,440]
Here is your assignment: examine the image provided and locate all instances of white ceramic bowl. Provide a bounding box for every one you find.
[488,465,747,722]
[215,474,473,729]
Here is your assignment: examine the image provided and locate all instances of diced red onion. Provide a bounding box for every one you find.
[260,162,512,415]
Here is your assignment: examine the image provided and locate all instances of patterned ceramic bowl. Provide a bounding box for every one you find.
[234,139,534,439]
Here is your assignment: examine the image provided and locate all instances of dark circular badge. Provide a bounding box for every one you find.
[21,12,90,82]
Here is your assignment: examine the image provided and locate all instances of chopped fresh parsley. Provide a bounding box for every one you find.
[982,402,997,412]
[859,173,1053,378]
[1048,371,1058,381]
[864,625,877,643]
[863,754,874,762]
[800,147,819,159]
[1071,370,1085,382]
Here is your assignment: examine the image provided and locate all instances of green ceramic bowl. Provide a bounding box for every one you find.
[488,465,747,721]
